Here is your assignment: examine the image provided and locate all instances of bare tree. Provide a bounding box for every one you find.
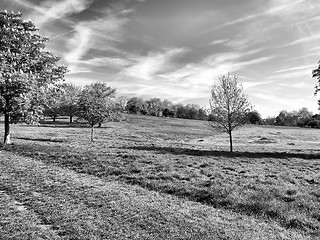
[209,73,251,152]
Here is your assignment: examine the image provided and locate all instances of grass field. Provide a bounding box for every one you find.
[0,114,319,239]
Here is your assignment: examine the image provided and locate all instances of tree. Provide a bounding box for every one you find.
[175,104,186,118]
[60,83,81,123]
[209,73,251,152]
[247,110,262,124]
[43,86,63,122]
[76,82,120,142]
[0,11,67,144]
[197,107,208,120]
[126,97,147,114]
[261,116,276,125]
[275,110,298,126]
[313,60,320,95]
[146,98,163,116]
[162,99,175,117]
[115,96,128,113]
[185,104,199,119]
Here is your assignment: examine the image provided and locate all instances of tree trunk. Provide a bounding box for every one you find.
[91,126,94,142]
[69,106,73,123]
[53,116,56,122]
[4,113,11,144]
[228,130,233,153]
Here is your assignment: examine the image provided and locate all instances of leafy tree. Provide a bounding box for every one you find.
[313,60,320,95]
[162,99,174,117]
[162,99,173,109]
[146,98,163,116]
[261,116,276,125]
[76,82,120,142]
[126,97,147,114]
[298,107,313,120]
[275,110,300,126]
[209,73,251,152]
[197,107,208,120]
[175,104,186,119]
[43,86,64,122]
[60,83,81,123]
[115,96,128,113]
[0,11,67,144]
[247,110,262,124]
[185,104,199,119]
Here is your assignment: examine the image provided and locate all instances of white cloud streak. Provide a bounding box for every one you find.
[16,0,93,27]
[64,11,129,73]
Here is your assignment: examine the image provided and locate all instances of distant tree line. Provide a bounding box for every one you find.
[257,107,320,128]
[125,97,209,120]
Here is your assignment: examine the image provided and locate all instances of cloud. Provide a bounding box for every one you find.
[267,69,311,80]
[64,12,129,73]
[200,0,310,36]
[121,48,189,80]
[17,0,93,27]
[154,49,274,92]
[275,64,314,73]
[281,33,320,47]
[209,39,230,45]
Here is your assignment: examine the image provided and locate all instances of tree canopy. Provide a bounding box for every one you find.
[0,11,67,143]
[77,82,121,142]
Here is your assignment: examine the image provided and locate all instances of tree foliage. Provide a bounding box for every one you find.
[126,97,147,114]
[125,97,209,120]
[274,108,313,127]
[247,110,262,124]
[209,73,251,152]
[76,82,121,142]
[0,11,67,143]
[59,83,81,123]
[43,86,64,122]
[312,60,320,95]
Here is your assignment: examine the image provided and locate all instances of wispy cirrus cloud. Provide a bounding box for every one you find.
[15,0,93,27]
[64,10,130,73]
[121,48,188,80]
[209,39,230,46]
[274,64,315,73]
[267,69,311,80]
[281,33,320,47]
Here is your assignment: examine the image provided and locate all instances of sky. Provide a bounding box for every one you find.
[2,0,320,117]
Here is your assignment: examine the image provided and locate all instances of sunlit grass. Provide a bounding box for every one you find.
[0,114,319,239]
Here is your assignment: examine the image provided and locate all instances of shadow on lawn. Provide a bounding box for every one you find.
[16,137,66,143]
[124,145,320,160]
[16,121,91,129]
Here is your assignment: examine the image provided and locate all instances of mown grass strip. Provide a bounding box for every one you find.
[3,141,320,237]
[1,151,313,239]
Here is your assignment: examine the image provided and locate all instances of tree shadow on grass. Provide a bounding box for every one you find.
[16,121,90,129]
[15,137,66,143]
[124,145,320,160]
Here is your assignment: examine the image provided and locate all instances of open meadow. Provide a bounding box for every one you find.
[0,114,319,239]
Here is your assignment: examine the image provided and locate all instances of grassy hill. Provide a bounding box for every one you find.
[0,114,319,239]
